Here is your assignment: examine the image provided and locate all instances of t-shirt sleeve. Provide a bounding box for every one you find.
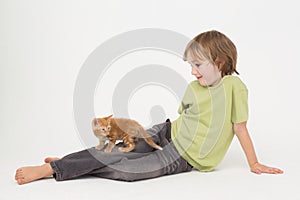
[231,79,249,123]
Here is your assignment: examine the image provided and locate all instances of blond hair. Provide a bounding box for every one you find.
[183,30,239,76]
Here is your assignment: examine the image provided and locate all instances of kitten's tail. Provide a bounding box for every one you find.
[140,128,163,151]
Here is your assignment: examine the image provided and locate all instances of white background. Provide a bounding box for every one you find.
[1,0,299,199]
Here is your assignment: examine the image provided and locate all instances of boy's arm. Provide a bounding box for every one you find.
[233,121,283,174]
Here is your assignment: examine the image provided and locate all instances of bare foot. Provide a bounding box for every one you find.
[15,163,54,185]
[44,157,60,163]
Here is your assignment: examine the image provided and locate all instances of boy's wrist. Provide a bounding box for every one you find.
[250,161,259,169]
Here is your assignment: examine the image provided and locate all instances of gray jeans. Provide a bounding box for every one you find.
[50,120,193,182]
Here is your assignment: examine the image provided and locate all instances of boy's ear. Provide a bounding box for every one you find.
[215,57,225,70]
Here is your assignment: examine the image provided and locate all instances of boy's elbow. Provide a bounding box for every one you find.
[233,121,247,135]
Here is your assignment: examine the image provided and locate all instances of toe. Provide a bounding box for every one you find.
[15,169,23,177]
[44,157,60,163]
[16,168,22,173]
[15,173,20,180]
[17,178,25,185]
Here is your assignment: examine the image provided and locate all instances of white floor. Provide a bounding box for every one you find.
[1,138,299,200]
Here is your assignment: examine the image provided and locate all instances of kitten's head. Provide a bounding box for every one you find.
[92,115,113,137]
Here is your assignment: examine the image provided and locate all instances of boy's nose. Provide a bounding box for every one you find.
[191,66,199,75]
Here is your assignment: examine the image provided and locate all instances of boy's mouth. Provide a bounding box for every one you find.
[196,76,203,80]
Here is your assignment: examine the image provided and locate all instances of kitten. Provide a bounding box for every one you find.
[92,115,163,153]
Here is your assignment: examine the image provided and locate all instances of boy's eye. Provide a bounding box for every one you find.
[195,64,201,67]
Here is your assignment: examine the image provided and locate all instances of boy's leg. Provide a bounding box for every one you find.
[89,120,193,182]
[50,147,153,181]
[50,121,171,181]
[90,142,192,182]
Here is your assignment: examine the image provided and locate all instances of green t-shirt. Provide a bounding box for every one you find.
[171,75,248,172]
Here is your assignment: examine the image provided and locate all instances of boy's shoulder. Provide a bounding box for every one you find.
[223,74,242,82]
[223,75,248,90]
[188,75,247,88]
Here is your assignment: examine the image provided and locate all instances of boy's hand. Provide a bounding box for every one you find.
[250,162,284,174]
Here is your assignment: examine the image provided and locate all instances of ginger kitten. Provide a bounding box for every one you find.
[92,115,163,153]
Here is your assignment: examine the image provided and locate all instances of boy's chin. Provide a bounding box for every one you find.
[197,79,208,86]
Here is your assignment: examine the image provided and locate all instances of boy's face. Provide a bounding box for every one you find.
[187,52,222,87]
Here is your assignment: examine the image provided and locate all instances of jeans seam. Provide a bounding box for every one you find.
[50,161,63,181]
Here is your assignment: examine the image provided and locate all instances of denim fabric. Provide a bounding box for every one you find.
[50,121,192,182]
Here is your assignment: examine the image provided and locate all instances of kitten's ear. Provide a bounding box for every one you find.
[92,118,100,127]
[105,114,113,119]
[106,115,113,123]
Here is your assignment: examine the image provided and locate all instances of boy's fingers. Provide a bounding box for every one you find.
[270,167,282,174]
[265,167,275,173]
[252,164,283,174]
[264,167,283,174]
[274,168,284,174]
[266,167,273,173]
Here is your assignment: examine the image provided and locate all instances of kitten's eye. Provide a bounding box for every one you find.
[101,128,105,131]
[107,126,111,131]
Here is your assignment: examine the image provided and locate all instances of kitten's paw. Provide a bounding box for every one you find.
[95,146,103,150]
[118,147,130,152]
[104,148,112,153]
